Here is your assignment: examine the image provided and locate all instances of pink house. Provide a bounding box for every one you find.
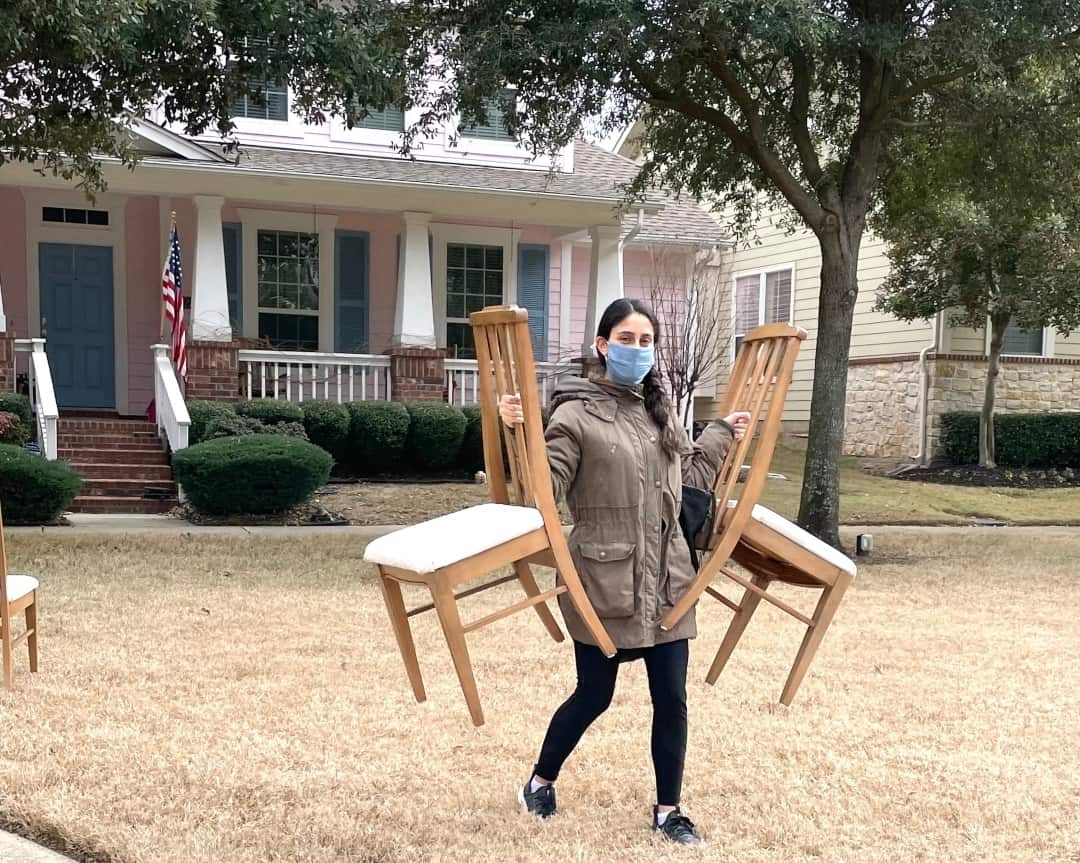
[0,105,724,511]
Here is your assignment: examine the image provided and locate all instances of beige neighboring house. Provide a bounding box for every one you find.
[613,130,1080,461]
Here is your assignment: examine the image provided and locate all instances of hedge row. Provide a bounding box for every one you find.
[940,411,1080,467]
[0,444,82,523]
[186,399,547,477]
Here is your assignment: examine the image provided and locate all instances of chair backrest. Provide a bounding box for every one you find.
[705,323,806,551]
[470,305,559,519]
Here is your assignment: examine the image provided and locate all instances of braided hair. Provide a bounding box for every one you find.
[595,298,681,457]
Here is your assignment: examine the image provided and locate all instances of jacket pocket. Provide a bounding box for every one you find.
[663,531,697,609]
[575,542,637,619]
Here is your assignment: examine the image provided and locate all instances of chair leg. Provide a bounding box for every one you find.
[1,619,12,690]
[779,573,851,706]
[431,581,484,727]
[514,561,564,644]
[25,595,38,673]
[376,569,426,704]
[705,575,768,686]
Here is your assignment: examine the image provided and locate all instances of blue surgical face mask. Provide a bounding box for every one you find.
[603,341,655,386]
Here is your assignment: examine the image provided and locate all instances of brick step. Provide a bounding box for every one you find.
[59,448,170,465]
[79,478,177,498]
[61,419,157,433]
[68,496,177,514]
[71,463,174,481]
[56,435,163,449]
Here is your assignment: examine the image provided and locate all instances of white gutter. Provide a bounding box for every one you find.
[916,311,944,464]
[622,208,646,245]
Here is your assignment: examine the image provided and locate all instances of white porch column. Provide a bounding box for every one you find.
[394,211,436,347]
[190,195,231,342]
[582,225,624,354]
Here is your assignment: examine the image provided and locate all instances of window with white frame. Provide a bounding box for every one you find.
[231,77,288,121]
[257,230,320,350]
[354,105,405,132]
[445,244,504,357]
[1002,321,1044,356]
[733,266,794,354]
[460,90,515,142]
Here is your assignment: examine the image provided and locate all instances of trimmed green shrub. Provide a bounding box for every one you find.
[405,402,468,472]
[0,393,31,430]
[235,398,304,426]
[205,414,309,441]
[0,411,29,446]
[0,444,82,523]
[345,401,410,474]
[459,406,485,472]
[172,435,331,515]
[940,410,1080,467]
[300,400,350,460]
[188,400,235,445]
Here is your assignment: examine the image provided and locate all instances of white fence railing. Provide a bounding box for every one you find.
[446,359,576,407]
[152,344,190,453]
[238,350,392,403]
[14,338,58,460]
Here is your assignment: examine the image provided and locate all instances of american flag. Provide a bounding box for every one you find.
[162,223,188,380]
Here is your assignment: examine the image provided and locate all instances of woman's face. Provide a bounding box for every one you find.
[596,312,655,360]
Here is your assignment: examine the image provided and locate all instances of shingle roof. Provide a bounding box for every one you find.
[140,131,728,245]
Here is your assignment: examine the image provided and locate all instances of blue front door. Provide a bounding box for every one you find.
[39,243,116,409]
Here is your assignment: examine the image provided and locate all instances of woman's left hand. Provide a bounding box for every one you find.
[723,411,751,440]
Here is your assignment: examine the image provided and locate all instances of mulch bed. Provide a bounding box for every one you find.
[894,464,1080,489]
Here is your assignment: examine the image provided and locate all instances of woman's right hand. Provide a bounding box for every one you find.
[499,393,524,427]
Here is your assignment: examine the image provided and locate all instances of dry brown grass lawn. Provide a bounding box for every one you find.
[1,531,1079,863]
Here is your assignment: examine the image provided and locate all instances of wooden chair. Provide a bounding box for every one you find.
[0,501,40,689]
[364,306,615,726]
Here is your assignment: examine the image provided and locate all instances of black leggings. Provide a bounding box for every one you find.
[534,639,689,806]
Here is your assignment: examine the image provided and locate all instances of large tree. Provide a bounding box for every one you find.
[873,56,1080,468]
[402,0,1079,547]
[1,0,405,194]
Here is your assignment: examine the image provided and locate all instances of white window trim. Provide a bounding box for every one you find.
[23,188,130,414]
[730,263,797,359]
[328,106,422,149]
[429,223,521,350]
[989,316,1054,358]
[237,209,338,351]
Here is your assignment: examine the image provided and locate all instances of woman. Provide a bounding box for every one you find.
[499,298,749,846]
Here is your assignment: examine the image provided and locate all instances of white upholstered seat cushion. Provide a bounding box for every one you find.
[363,503,545,574]
[728,501,857,577]
[5,573,39,602]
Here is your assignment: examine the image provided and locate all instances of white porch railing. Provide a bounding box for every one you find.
[238,350,392,403]
[446,359,576,407]
[152,345,191,453]
[13,338,58,460]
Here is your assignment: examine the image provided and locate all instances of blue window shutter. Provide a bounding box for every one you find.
[335,231,370,353]
[517,244,549,361]
[222,223,242,333]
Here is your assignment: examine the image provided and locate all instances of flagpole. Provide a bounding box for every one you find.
[159,211,176,340]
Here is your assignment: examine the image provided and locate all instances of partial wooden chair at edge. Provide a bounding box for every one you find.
[364,306,615,727]
[661,322,857,705]
[0,501,40,689]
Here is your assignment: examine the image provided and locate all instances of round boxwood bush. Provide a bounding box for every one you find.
[345,401,410,474]
[0,411,29,446]
[234,398,304,426]
[459,406,485,472]
[188,400,235,445]
[172,435,331,515]
[0,393,32,430]
[405,402,468,472]
[300,400,350,460]
[0,444,82,523]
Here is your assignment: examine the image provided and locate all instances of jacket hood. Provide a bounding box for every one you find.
[549,373,643,417]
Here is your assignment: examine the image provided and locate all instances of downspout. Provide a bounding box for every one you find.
[623,208,646,245]
[916,311,943,465]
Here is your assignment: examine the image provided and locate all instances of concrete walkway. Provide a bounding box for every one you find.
[0,831,75,863]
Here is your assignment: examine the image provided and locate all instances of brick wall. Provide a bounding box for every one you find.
[386,346,446,402]
[185,341,241,402]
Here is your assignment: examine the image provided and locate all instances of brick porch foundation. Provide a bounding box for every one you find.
[185,341,241,402]
[386,346,446,402]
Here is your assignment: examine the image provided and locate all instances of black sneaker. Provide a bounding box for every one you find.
[653,806,703,846]
[518,780,557,818]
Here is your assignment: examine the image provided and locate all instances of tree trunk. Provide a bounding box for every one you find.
[797,231,861,550]
[980,314,1009,468]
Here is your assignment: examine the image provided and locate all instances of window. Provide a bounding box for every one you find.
[460,90,515,142]
[445,244,504,357]
[733,267,793,354]
[1002,322,1044,356]
[43,207,108,226]
[256,230,319,350]
[231,78,288,121]
[354,105,405,132]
